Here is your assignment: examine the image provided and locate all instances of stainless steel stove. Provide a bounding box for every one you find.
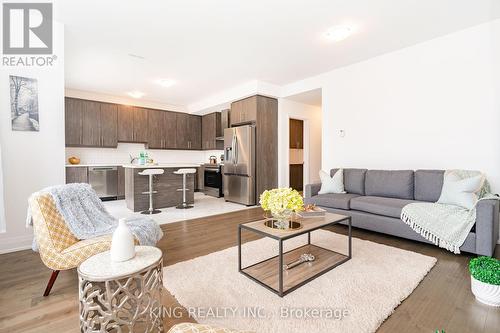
[203,163,223,197]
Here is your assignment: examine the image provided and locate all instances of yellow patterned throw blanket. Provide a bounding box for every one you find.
[401,170,498,254]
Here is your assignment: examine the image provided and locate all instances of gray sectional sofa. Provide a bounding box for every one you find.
[304,169,499,256]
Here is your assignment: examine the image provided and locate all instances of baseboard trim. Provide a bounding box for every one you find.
[0,234,33,254]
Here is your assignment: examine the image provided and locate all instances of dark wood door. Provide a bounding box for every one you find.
[66,167,88,184]
[163,111,177,149]
[133,108,148,143]
[289,118,304,149]
[175,113,189,149]
[147,109,164,149]
[117,105,134,142]
[188,115,202,150]
[82,101,101,146]
[289,164,303,191]
[100,103,118,147]
[64,98,83,146]
[231,96,257,125]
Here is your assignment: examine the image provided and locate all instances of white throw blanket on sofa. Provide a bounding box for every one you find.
[401,170,497,254]
[27,183,163,251]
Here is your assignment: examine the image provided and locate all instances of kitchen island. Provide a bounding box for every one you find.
[123,164,200,212]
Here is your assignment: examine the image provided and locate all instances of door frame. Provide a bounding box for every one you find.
[286,116,309,189]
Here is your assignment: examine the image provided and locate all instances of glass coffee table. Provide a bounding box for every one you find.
[238,212,351,297]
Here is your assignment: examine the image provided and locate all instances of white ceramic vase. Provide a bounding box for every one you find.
[471,276,500,307]
[110,218,136,262]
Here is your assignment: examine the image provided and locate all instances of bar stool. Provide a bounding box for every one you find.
[174,168,196,209]
[138,168,164,214]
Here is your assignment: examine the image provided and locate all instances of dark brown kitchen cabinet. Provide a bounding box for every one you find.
[230,96,258,126]
[117,105,148,143]
[189,115,202,149]
[100,103,118,147]
[147,109,177,149]
[289,118,304,149]
[176,113,201,150]
[175,113,189,149]
[202,112,223,150]
[221,109,230,131]
[65,98,83,146]
[117,166,125,198]
[133,108,149,143]
[66,167,88,184]
[65,98,117,147]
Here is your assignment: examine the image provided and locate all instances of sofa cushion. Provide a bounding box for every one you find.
[350,196,419,218]
[331,168,367,195]
[414,170,444,202]
[365,170,414,199]
[304,193,361,210]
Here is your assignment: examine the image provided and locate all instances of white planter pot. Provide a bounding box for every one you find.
[110,219,136,262]
[471,276,500,307]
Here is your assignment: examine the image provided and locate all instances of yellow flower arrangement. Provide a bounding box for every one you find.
[259,188,304,217]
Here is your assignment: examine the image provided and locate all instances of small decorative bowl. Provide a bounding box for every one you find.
[68,156,80,165]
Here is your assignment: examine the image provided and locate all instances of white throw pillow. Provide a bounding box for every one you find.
[318,169,346,194]
[437,172,483,209]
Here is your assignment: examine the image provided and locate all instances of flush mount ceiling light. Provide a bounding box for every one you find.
[156,79,176,88]
[127,91,145,98]
[324,25,354,42]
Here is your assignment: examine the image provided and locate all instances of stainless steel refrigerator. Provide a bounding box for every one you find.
[223,125,256,205]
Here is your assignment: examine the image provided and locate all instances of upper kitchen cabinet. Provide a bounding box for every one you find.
[117,105,148,143]
[230,96,258,126]
[99,103,118,147]
[202,112,223,150]
[65,98,83,146]
[147,109,177,149]
[65,98,117,148]
[176,113,201,150]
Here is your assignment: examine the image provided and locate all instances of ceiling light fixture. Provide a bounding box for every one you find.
[156,79,176,88]
[324,25,354,42]
[127,91,145,99]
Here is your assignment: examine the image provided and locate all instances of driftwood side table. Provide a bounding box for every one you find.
[78,246,164,333]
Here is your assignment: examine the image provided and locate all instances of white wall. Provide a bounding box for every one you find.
[0,145,5,233]
[66,143,223,165]
[278,99,322,187]
[0,22,65,253]
[281,19,500,193]
[65,88,187,113]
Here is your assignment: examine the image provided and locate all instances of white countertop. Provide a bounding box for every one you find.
[122,163,201,168]
[66,163,202,168]
[66,163,123,167]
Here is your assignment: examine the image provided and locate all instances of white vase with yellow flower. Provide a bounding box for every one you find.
[259,188,304,229]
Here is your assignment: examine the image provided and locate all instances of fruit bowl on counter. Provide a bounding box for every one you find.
[68,156,80,165]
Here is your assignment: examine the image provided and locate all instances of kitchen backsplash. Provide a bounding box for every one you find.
[65,143,224,165]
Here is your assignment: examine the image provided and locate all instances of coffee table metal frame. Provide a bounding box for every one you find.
[238,215,352,297]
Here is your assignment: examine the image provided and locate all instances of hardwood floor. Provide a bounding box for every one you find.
[0,207,498,333]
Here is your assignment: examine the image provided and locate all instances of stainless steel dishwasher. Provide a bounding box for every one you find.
[88,166,118,199]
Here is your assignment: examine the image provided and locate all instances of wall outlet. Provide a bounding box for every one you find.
[338,129,345,137]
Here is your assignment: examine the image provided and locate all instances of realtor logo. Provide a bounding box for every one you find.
[2,2,53,54]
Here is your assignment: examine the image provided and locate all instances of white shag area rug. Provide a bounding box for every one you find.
[163,230,436,333]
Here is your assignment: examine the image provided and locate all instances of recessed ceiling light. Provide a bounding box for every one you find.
[127,91,145,98]
[324,25,354,42]
[156,79,176,88]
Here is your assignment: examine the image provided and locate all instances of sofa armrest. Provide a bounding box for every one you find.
[475,198,499,256]
[304,183,322,198]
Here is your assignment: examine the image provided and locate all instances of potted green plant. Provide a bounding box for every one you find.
[259,188,304,229]
[469,256,500,306]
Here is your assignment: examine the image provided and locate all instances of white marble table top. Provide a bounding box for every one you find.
[78,246,162,281]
